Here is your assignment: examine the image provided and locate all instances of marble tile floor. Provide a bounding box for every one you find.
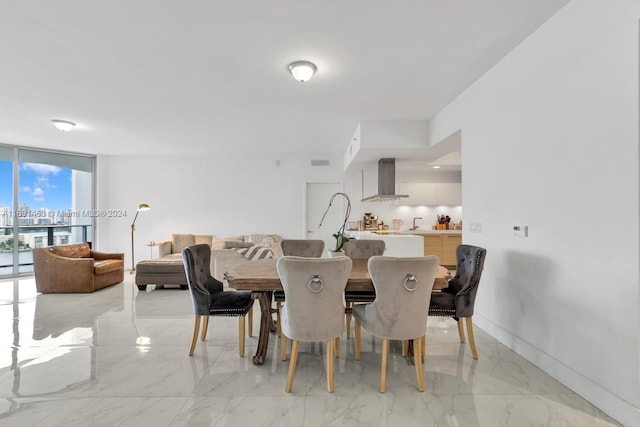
[0,276,622,427]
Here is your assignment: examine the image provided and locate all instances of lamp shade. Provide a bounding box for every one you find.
[51,119,76,132]
[137,203,151,211]
[288,61,317,82]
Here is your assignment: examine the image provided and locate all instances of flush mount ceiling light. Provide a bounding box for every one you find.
[432,165,441,169]
[288,61,317,82]
[51,119,76,132]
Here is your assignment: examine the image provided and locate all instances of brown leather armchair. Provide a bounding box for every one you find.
[33,243,125,293]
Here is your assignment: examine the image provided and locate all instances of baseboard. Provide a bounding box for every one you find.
[473,313,639,427]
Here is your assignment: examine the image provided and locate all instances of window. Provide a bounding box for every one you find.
[0,145,95,276]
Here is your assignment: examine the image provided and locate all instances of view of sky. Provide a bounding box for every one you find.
[0,161,71,211]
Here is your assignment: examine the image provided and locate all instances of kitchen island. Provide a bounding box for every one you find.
[348,229,462,266]
[345,231,423,257]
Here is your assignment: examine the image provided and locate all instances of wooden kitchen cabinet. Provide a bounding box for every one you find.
[419,233,462,267]
[441,234,462,265]
[422,235,441,257]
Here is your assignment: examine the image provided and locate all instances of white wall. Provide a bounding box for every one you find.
[95,154,344,259]
[429,0,640,424]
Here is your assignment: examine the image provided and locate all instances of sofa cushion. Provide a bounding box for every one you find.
[172,234,195,253]
[246,234,283,257]
[136,257,184,274]
[237,245,274,260]
[94,259,125,275]
[223,241,253,249]
[194,234,213,247]
[212,235,246,250]
[50,243,90,259]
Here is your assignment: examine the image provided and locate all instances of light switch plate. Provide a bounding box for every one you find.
[468,222,482,233]
[513,225,528,237]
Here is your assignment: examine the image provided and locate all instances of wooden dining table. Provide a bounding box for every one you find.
[225,258,450,365]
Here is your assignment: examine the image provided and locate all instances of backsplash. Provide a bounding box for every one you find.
[352,204,462,230]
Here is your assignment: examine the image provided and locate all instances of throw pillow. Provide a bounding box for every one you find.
[223,241,253,249]
[194,234,213,247]
[237,245,274,261]
[171,234,195,253]
[212,235,246,250]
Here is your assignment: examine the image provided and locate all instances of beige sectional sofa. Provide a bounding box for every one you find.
[155,233,282,282]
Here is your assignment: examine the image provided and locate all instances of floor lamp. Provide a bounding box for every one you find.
[130,203,150,273]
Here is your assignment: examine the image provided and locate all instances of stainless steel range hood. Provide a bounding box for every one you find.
[361,158,409,202]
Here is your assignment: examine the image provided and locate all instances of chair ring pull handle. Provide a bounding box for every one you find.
[403,273,418,291]
[308,274,324,293]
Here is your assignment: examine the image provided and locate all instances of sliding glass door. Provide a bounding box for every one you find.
[0,146,14,275]
[0,145,95,277]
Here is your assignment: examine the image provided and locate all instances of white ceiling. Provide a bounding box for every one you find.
[0,1,569,159]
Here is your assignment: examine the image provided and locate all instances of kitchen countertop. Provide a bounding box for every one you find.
[355,229,462,235]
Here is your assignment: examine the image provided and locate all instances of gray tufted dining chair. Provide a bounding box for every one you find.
[429,244,486,359]
[342,239,385,338]
[353,256,439,393]
[277,256,352,393]
[281,239,326,258]
[274,239,325,360]
[182,244,254,357]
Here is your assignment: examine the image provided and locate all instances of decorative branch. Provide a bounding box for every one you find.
[318,192,351,251]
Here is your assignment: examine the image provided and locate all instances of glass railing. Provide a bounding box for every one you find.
[0,225,93,275]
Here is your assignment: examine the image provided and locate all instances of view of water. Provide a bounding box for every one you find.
[0,251,33,275]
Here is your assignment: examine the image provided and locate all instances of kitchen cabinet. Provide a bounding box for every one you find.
[422,235,441,257]
[416,233,462,267]
[399,183,437,205]
[397,182,461,205]
[436,183,462,205]
[441,234,462,265]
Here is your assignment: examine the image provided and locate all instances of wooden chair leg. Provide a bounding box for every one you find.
[248,307,253,337]
[335,336,340,358]
[281,331,287,361]
[355,320,362,361]
[276,302,282,337]
[345,302,352,338]
[422,334,426,358]
[402,340,409,357]
[201,316,209,341]
[285,340,299,393]
[457,318,465,343]
[327,339,335,393]
[465,317,478,359]
[380,338,388,393]
[189,315,201,356]
[414,337,425,391]
[239,316,246,357]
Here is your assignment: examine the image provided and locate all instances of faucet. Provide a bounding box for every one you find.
[411,217,422,230]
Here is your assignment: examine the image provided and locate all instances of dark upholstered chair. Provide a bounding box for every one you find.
[353,256,439,393]
[277,256,352,393]
[342,239,385,338]
[274,239,325,360]
[182,244,254,357]
[429,244,486,359]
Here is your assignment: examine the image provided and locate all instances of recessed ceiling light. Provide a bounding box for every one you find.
[432,165,441,169]
[288,61,317,82]
[51,119,76,132]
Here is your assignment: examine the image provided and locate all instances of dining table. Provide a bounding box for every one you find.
[225,258,450,365]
